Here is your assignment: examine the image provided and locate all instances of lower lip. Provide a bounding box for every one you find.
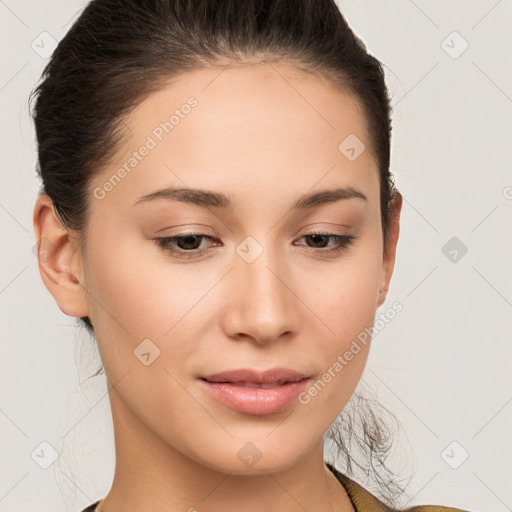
[199,378,310,415]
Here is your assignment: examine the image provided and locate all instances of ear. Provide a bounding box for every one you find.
[377,190,403,307]
[33,194,90,318]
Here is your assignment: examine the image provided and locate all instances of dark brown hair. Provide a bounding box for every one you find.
[30,0,404,505]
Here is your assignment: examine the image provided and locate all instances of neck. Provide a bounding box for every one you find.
[96,392,354,512]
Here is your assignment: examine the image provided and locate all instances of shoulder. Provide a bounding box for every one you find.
[326,462,471,512]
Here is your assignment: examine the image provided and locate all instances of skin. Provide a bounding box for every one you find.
[33,61,402,512]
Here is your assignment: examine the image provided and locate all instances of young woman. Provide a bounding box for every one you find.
[31,0,471,510]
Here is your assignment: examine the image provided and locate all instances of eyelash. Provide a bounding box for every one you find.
[153,230,356,259]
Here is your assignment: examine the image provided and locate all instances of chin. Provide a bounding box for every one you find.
[186,433,316,476]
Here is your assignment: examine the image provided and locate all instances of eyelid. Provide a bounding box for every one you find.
[154,223,218,236]
[291,222,352,238]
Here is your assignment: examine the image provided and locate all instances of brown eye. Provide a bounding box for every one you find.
[154,234,219,259]
[295,233,356,255]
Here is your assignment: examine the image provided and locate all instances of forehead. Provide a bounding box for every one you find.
[90,62,379,209]
[125,62,371,154]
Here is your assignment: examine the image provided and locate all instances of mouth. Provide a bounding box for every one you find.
[200,367,310,385]
[201,379,303,388]
[198,367,311,415]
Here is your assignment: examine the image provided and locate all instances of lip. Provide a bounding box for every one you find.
[199,367,311,415]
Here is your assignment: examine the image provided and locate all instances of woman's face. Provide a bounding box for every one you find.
[56,63,400,474]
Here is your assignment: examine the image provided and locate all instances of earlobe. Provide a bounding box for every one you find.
[33,194,90,318]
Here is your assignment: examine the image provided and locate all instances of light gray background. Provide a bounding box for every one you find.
[1,1,511,511]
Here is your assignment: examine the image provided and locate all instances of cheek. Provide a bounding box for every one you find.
[82,233,206,419]
[84,227,200,337]
[83,228,226,394]
[297,236,383,403]
[305,237,383,336]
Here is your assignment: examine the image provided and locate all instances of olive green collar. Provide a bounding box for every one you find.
[326,462,393,511]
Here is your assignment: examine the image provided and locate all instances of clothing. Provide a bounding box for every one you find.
[326,463,469,511]
[80,462,470,511]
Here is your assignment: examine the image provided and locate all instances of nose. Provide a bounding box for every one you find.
[221,243,299,346]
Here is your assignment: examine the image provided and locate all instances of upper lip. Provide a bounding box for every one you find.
[201,367,309,384]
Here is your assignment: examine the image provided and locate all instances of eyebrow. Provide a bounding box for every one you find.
[133,186,367,210]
